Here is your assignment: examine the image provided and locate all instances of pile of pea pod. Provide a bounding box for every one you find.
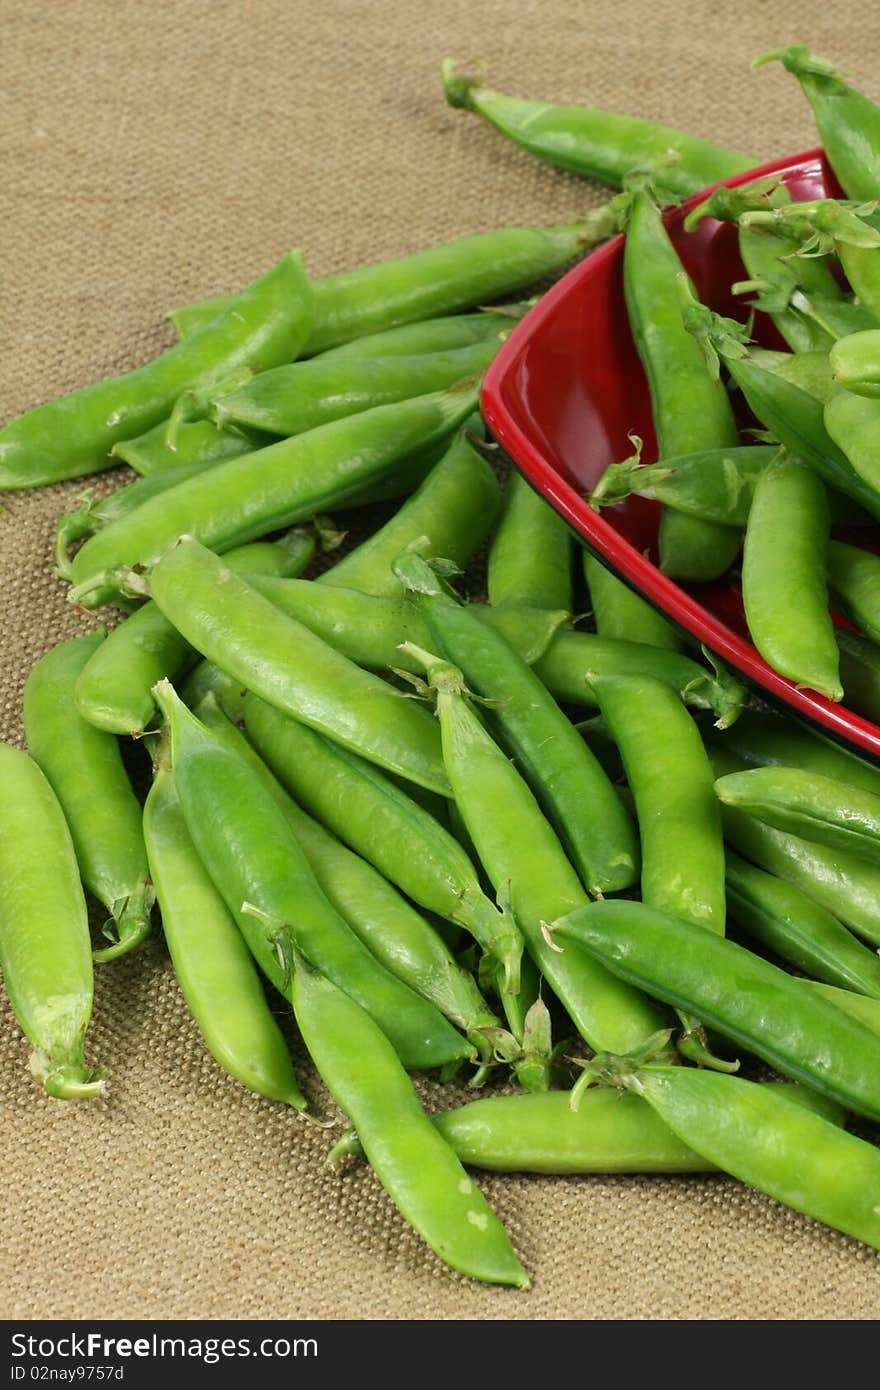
[7,42,880,1290]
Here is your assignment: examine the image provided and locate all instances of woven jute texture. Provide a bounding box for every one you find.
[4,0,880,1322]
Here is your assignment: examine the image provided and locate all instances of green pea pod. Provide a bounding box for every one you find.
[708,705,880,798]
[111,418,270,476]
[0,251,314,490]
[622,186,742,581]
[74,528,316,737]
[836,627,880,722]
[533,629,747,728]
[709,741,880,948]
[754,47,880,202]
[69,382,481,608]
[404,559,640,897]
[0,744,104,1098]
[243,694,521,995]
[591,444,777,527]
[829,330,880,397]
[803,979,880,1034]
[143,763,307,1108]
[170,218,607,354]
[153,682,470,1073]
[716,765,880,869]
[211,341,501,437]
[487,469,574,612]
[330,1081,844,1174]
[292,957,529,1288]
[402,645,665,1057]
[740,450,842,700]
[589,671,725,933]
[135,538,452,797]
[725,849,880,1000]
[612,1065,880,1253]
[195,698,502,1070]
[582,551,682,651]
[318,424,499,597]
[441,62,755,196]
[748,349,834,404]
[22,631,154,963]
[552,897,880,1122]
[316,305,531,360]
[825,388,880,503]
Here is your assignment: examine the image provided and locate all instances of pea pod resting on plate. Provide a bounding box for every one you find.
[0,250,313,489]
[582,551,682,652]
[23,631,155,962]
[0,744,104,1098]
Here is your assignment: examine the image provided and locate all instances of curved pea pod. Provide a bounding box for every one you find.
[828,330,880,398]
[754,47,880,202]
[22,631,154,963]
[404,645,665,1057]
[292,958,529,1288]
[153,682,470,1073]
[0,744,104,1098]
[711,706,880,797]
[68,381,481,607]
[195,696,502,1071]
[591,444,776,526]
[330,1081,844,1174]
[441,61,755,196]
[143,764,306,1108]
[0,251,313,490]
[134,538,452,796]
[211,340,501,437]
[487,468,574,612]
[533,629,747,728]
[243,694,521,996]
[741,451,842,701]
[589,671,725,933]
[318,425,499,597]
[725,849,880,1000]
[611,1065,880,1253]
[111,418,270,476]
[73,528,316,737]
[622,187,742,582]
[316,304,531,360]
[405,563,640,898]
[827,539,880,644]
[551,897,880,1122]
[824,388,880,504]
[716,765,880,869]
[582,551,682,651]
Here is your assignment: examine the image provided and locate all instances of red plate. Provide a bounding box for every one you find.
[481,148,880,763]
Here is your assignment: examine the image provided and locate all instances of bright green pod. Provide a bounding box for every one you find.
[828,539,880,643]
[709,706,880,798]
[442,62,755,196]
[69,381,481,608]
[291,958,529,1288]
[486,469,574,612]
[803,979,880,1034]
[330,1082,844,1174]
[74,528,315,737]
[405,646,666,1056]
[725,849,880,999]
[716,766,880,869]
[0,251,313,489]
[591,445,777,526]
[143,764,306,1108]
[755,47,880,202]
[589,671,725,933]
[316,305,530,360]
[153,682,470,1073]
[552,898,880,1122]
[829,330,880,397]
[748,349,834,403]
[623,186,742,581]
[318,425,500,597]
[141,538,451,797]
[22,631,154,963]
[0,743,103,1098]
[741,451,842,701]
[617,1066,880,1253]
[583,551,682,651]
[111,418,270,476]
[211,340,501,437]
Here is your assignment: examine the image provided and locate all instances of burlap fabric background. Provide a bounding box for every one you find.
[4,0,880,1322]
